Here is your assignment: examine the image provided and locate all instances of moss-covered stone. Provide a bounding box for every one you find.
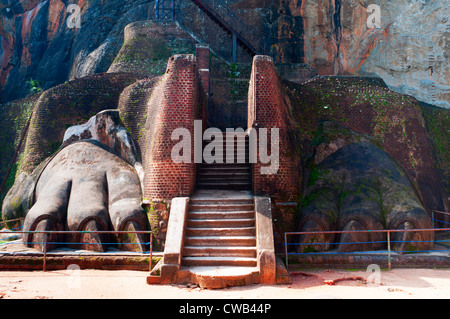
[296,121,433,253]
[108,22,196,77]
[283,75,447,214]
[421,103,450,195]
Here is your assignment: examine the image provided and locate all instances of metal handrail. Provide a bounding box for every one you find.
[0,218,24,226]
[433,210,450,216]
[284,227,450,271]
[0,228,153,272]
[192,0,265,55]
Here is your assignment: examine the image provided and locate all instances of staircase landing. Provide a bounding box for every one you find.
[178,265,260,289]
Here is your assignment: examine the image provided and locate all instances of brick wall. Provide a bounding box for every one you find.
[118,55,207,248]
[142,54,206,202]
[247,57,448,249]
[247,55,301,201]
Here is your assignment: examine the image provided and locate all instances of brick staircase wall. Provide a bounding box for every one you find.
[247,55,301,201]
[140,54,207,201]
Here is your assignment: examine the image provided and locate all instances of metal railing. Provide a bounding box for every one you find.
[0,219,153,272]
[284,224,450,271]
[0,217,24,227]
[432,210,450,228]
[191,0,265,55]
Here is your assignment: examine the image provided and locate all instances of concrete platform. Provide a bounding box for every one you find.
[177,265,260,289]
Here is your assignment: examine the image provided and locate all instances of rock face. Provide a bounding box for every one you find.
[0,0,448,108]
[347,0,450,109]
[296,121,433,253]
[270,0,449,108]
[0,0,153,103]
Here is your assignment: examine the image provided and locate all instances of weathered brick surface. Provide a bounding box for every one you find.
[247,55,301,201]
[421,105,450,198]
[248,57,448,250]
[118,52,207,249]
[120,55,206,202]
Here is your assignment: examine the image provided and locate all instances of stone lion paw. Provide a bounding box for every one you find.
[3,110,149,252]
[295,122,433,254]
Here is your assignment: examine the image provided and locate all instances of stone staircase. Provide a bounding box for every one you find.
[180,130,259,287]
[148,131,281,288]
[178,189,260,288]
[182,189,257,267]
[197,131,251,190]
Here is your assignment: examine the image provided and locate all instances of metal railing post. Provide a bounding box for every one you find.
[149,233,153,273]
[387,230,391,271]
[432,210,435,242]
[43,232,47,272]
[284,232,289,271]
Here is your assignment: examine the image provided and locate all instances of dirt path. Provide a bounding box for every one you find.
[0,268,449,299]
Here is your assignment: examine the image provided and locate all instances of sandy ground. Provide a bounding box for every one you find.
[0,268,449,299]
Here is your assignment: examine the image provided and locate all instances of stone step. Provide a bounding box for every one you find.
[203,138,248,142]
[187,210,254,219]
[184,236,256,246]
[183,246,257,258]
[181,256,257,267]
[204,147,248,151]
[189,203,254,212]
[202,149,248,154]
[187,218,255,228]
[200,159,250,164]
[197,182,251,189]
[186,226,256,237]
[198,177,251,184]
[201,146,248,151]
[206,149,249,153]
[203,135,248,142]
[189,197,253,205]
[199,171,250,177]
